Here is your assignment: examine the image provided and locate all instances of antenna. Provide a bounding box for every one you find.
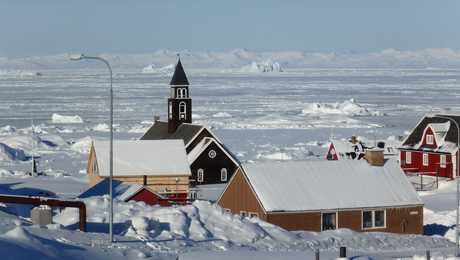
[31,119,35,176]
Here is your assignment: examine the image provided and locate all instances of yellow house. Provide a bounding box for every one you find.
[87,139,191,198]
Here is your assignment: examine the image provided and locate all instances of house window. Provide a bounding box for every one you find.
[189,191,197,200]
[321,212,337,231]
[168,102,173,119]
[179,101,186,119]
[423,153,429,166]
[426,134,434,145]
[405,151,412,164]
[197,169,204,182]
[220,168,228,182]
[362,210,386,229]
[440,154,447,168]
[249,212,259,218]
[240,211,248,217]
[224,208,231,214]
[208,149,217,159]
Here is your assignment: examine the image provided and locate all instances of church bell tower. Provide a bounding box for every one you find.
[168,57,192,133]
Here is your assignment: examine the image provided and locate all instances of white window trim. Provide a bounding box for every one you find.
[426,134,434,145]
[423,153,429,166]
[197,169,204,182]
[321,211,338,231]
[220,168,228,182]
[405,151,412,164]
[249,212,259,218]
[240,211,248,217]
[440,154,447,168]
[179,101,186,119]
[361,209,386,230]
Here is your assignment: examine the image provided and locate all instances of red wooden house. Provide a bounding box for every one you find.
[399,114,460,179]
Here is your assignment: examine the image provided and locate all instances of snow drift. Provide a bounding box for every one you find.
[301,99,382,117]
[51,114,83,124]
[0,143,27,161]
[54,198,452,253]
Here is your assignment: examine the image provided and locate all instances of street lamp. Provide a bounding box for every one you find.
[70,54,114,243]
[435,115,459,256]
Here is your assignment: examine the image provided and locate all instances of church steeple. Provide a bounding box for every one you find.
[168,57,192,133]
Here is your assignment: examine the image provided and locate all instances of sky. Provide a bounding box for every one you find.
[1,0,460,56]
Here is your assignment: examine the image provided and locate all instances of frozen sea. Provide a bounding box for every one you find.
[1,68,460,161]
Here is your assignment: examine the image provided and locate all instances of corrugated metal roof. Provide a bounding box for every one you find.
[242,159,422,212]
[94,139,191,177]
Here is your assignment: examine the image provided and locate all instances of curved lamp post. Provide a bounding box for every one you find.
[435,115,459,256]
[70,54,114,243]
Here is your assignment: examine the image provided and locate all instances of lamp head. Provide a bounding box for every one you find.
[69,54,85,61]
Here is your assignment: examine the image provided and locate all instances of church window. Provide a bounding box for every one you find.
[220,168,228,181]
[177,88,187,98]
[197,169,204,182]
[169,102,172,119]
[208,149,217,159]
[179,102,186,119]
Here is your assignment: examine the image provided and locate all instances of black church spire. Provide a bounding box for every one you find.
[170,58,189,86]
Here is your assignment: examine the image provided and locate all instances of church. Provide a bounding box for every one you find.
[141,58,241,201]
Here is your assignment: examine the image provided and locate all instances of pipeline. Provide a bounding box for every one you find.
[0,194,86,232]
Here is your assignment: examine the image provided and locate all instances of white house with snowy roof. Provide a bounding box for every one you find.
[400,114,460,179]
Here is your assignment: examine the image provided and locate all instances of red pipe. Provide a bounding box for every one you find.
[0,195,86,232]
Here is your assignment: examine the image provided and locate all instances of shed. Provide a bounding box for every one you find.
[218,159,423,234]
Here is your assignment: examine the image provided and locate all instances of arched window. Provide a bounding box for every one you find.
[197,169,204,182]
[179,102,186,119]
[176,88,187,98]
[220,168,228,182]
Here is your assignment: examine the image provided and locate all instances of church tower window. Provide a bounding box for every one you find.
[179,102,186,119]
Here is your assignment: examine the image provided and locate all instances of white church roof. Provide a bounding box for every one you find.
[94,140,191,177]
[242,159,422,212]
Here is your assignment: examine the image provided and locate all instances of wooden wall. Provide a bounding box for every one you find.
[218,169,266,220]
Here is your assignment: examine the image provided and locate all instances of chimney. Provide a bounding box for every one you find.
[154,115,160,122]
[365,148,384,166]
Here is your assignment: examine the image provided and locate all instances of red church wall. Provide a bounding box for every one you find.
[400,150,453,178]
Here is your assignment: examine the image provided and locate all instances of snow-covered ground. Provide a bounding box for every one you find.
[1,52,460,258]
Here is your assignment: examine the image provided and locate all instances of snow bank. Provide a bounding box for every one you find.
[92,123,109,132]
[301,99,382,117]
[54,198,452,253]
[51,114,83,124]
[142,64,174,74]
[0,125,16,135]
[240,60,282,73]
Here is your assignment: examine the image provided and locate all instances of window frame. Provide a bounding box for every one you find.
[423,153,429,166]
[426,134,434,145]
[197,169,204,183]
[361,209,386,230]
[405,151,412,164]
[240,211,248,217]
[321,212,338,231]
[249,212,259,218]
[220,168,228,182]
[440,154,447,168]
[179,101,186,119]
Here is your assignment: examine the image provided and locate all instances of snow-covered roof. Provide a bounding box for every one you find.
[187,137,213,163]
[94,140,191,177]
[242,159,422,212]
[401,114,460,153]
[79,179,163,201]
